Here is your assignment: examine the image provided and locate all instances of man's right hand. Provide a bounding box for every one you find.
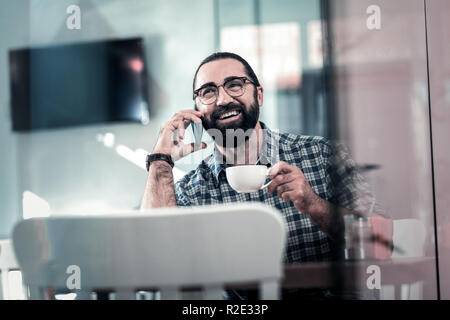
[152,109,207,161]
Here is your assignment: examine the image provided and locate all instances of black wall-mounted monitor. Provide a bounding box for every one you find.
[9,37,150,132]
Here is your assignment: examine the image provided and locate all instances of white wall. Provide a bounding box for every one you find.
[0,0,30,238]
[0,0,215,236]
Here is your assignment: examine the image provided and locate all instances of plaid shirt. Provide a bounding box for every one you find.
[174,122,377,263]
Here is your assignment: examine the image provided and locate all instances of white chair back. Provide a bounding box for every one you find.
[380,219,427,300]
[12,203,286,300]
[392,219,426,258]
[0,239,21,300]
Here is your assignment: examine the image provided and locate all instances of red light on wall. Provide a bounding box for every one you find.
[129,58,144,72]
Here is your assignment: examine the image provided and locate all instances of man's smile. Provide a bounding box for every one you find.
[217,110,242,123]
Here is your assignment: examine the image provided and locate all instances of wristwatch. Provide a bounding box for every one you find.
[146,153,174,171]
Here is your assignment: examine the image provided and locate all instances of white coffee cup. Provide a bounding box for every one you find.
[225,165,272,193]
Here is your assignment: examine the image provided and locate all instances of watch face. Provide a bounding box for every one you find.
[146,154,151,171]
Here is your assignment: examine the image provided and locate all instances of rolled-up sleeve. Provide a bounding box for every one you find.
[174,180,192,207]
[321,140,386,217]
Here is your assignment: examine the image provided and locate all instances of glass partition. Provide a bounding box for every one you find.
[329,0,439,299]
[426,0,450,300]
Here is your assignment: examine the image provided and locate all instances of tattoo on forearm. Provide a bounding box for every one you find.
[153,163,174,184]
[141,161,176,209]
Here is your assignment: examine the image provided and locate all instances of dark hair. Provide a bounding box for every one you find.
[192,52,261,94]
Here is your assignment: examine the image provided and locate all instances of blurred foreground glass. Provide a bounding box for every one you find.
[344,215,373,261]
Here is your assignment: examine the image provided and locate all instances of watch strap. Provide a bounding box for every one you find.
[146,153,174,171]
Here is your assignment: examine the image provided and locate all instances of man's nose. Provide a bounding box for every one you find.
[215,85,235,106]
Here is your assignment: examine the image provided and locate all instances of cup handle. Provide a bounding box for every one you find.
[260,180,272,189]
[260,167,272,189]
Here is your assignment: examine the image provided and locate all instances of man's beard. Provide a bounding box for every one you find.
[202,100,260,148]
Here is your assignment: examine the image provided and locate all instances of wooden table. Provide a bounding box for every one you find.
[282,257,436,289]
[224,257,436,299]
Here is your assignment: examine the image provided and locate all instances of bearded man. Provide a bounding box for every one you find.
[140,52,380,299]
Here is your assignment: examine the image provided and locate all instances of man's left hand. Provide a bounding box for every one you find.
[267,161,324,215]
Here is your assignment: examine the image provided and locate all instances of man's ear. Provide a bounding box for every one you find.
[257,86,264,107]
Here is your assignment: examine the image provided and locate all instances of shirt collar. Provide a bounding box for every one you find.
[207,122,278,186]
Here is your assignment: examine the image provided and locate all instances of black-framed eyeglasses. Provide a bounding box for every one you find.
[193,76,256,105]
